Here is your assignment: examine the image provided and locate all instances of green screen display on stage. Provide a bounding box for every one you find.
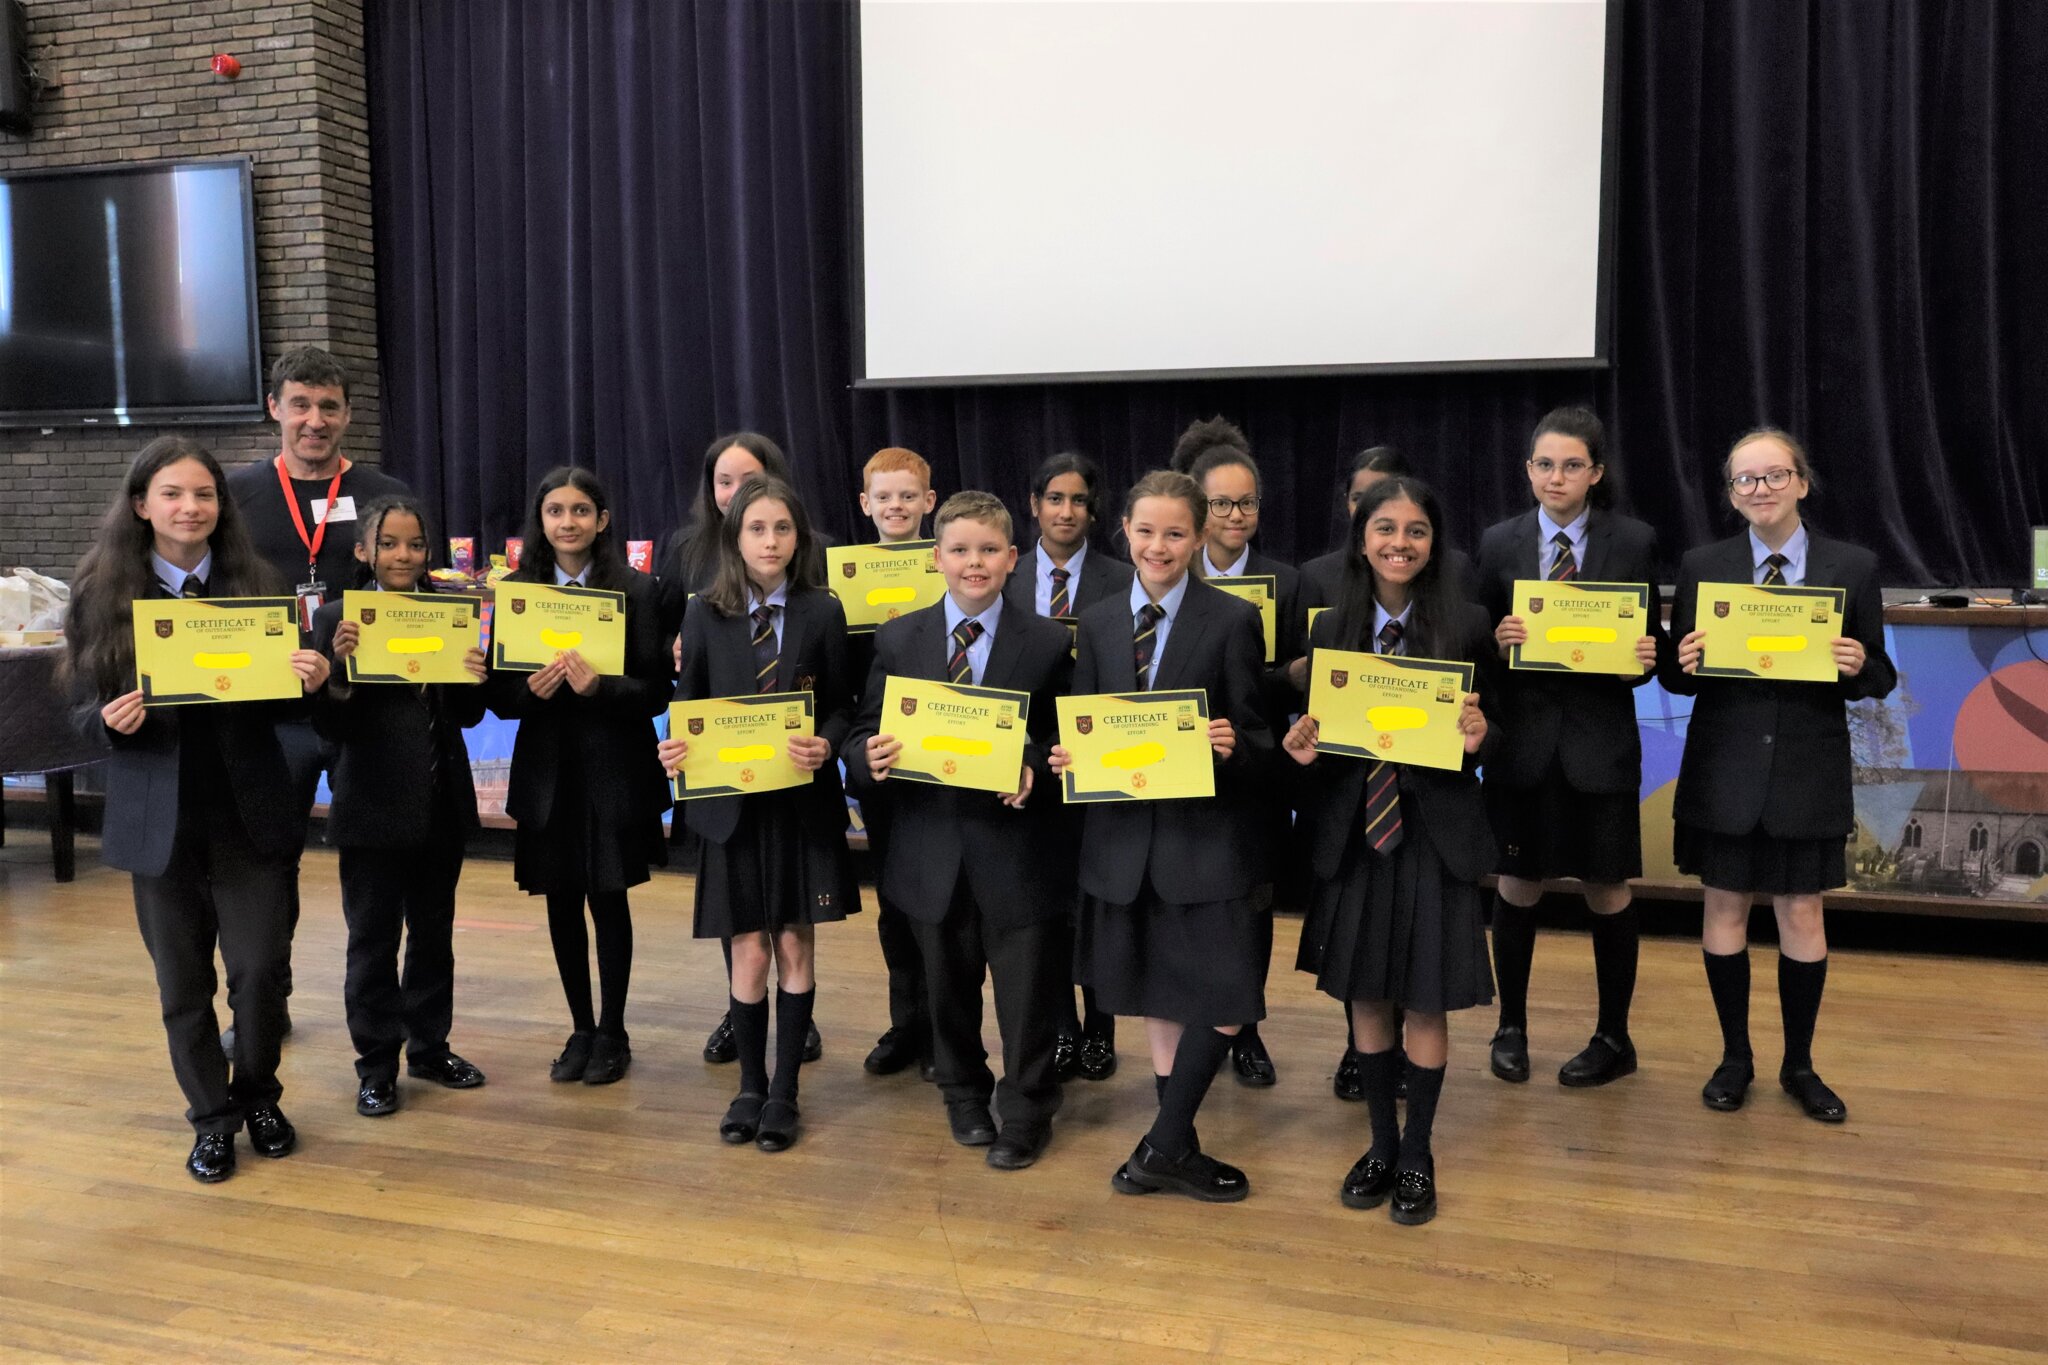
[2034,527,2048,590]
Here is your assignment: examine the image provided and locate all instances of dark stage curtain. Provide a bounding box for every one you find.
[366,0,2047,586]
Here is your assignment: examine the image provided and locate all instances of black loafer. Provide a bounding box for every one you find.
[583,1034,631,1085]
[1558,1033,1637,1088]
[946,1099,998,1147]
[1052,1034,1080,1082]
[245,1105,296,1159]
[1340,1151,1396,1209]
[864,1025,924,1076]
[756,1097,800,1152]
[1702,1056,1755,1111]
[703,1013,737,1064]
[356,1079,399,1117]
[1489,1026,1531,1083]
[1111,1139,1250,1203]
[1333,1048,1363,1102]
[407,1053,486,1089]
[551,1030,597,1083]
[187,1131,236,1183]
[1780,1067,1847,1123]
[802,1022,824,1064]
[720,1092,766,1145]
[987,1126,1049,1171]
[1390,1167,1437,1225]
[1231,1032,1277,1088]
[1076,1030,1118,1082]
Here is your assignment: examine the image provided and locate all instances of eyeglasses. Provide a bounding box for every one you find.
[1529,457,1594,477]
[1727,468,1798,494]
[1208,495,1261,517]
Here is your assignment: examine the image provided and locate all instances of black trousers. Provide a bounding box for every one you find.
[337,832,465,1082]
[864,798,927,1031]
[276,718,332,993]
[132,802,293,1134]
[911,883,1064,1133]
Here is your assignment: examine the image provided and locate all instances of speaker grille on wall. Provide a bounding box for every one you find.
[0,0,31,136]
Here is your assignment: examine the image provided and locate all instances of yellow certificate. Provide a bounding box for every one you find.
[1307,648,1474,771]
[1696,583,1846,683]
[827,540,947,633]
[880,675,1030,795]
[668,693,814,801]
[491,583,627,675]
[1509,580,1650,677]
[1056,689,1215,803]
[133,597,300,705]
[342,591,481,685]
[1207,574,1279,661]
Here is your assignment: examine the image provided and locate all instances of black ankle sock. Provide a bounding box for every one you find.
[770,987,815,1101]
[1777,955,1827,1073]
[1146,1028,1233,1158]
[1235,1022,1262,1052]
[731,995,769,1094]
[1399,1063,1447,1172]
[1703,948,1753,1062]
[1356,1047,1402,1160]
[1590,905,1639,1040]
[1491,895,1536,1032]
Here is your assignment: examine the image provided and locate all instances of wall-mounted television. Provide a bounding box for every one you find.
[0,156,264,426]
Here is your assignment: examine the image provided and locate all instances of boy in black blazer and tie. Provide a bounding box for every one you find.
[846,492,1076,1170]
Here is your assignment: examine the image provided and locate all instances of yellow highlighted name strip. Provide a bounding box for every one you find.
[1102,742,1168,769]
[1364,706,1428,731]
[383,636,447,654]
[192,652,252,669]
[715,744,777,763]
[864,587,918,606]
[1745,635,1810,652]
[1542,626,1618,644]
[538,628,584,649]
[920,735,994,757]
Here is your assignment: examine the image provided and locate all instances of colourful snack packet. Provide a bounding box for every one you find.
[449,537,476,575]
[627,540,654,572]
[505,537,524,571]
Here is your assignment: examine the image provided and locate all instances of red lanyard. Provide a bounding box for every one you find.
[275,455,347,572]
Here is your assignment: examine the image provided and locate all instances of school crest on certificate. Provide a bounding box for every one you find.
[1056,689,1215,802]
[880,675,1030,794]
[668,693,815,800]
[132,597,300,705]
[826,541,947,632]
[1307,647,1474,771]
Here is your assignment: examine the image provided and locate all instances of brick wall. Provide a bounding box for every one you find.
[0,0,377,577]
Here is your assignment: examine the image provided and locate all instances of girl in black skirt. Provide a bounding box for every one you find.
[1474,407,1665,1089]
[1048,470,1273,1203]
[488,467,674,1087]
[659,475,858,1152]
[1665,429,1894,1124]
[1283,476,1498,1226]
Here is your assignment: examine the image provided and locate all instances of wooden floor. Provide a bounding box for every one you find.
[3,835,2045,1365]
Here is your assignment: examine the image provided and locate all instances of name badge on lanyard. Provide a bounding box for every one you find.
[277,456,346,632]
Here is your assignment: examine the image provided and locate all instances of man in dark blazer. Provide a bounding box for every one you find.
[846,493,1076,1170]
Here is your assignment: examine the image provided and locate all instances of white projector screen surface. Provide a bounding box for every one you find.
[857,0,1615,384]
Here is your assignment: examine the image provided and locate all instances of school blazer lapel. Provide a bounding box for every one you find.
[1802,534,1849,590]
[774,592,815,694]
[980,608,1027,690]
[1150,581,1214,692]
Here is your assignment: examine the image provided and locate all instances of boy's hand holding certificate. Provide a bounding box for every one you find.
[1306,648,1475,771]
[1508,580,1651,676]
[667,694,814,800]
[1695,583,1847,683]
[133,597,300,704]
[342,591,482,684]
[877,676,1031,795]
[1055,690,1216,802]
[827,541,948,632]
[492,583,627,675]
[1205,575,1279,661]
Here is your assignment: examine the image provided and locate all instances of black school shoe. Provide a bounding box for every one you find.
[1333,1048,1363,1102]
[1231,1032,1277,1088]
[720,1092,766,1145]
[356,1079,399,1117]
[407,1053,486,1088]
[1488,1026,1531,1083]
[756,1097,800,1152]
[1052,1034,1080,1082]
[550,1030,597,1082]
[1339,1151,1396,1210]
[1076,1030,1118,1082]
[986,1126,1050,1171]
[1558,1034,1637,1088]
[703,1013,737,1064]
[1702,1055,1755,1112]
[945,1098,998,1147]
[583,1034,631,1085]
[1390,1166,1437,1226]
[803,1022,824,1064]
[245,1105,297,1159]
[1780,1066,1847,1123]
[864,1024,925,1076]
[1111,1139,1250,1203]
[186,1132,236,1183]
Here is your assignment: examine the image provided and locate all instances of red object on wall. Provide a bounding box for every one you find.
[211,53,241,79]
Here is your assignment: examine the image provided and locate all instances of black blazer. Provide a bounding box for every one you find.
[675,584,853,846]
[1070,576,1273,906]
[843,600,1075,928]
[68,581,306,878]
[1302,545,1480,614]
[484,569,674,834]
[1473,508,1667,794]
[310,597,488,846]
[1000,541,1134,620]
[1661,531,1895,841]
[1293,602,1504,884]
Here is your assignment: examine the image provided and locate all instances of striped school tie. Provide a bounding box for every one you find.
[948,620,984,685]
[1363,618,1405,855]
[1132,602,1166,688]
[181,576,208,598]
[1549,530,1577,581]
[752,605,780,693]
[1761,553,1789,587]
[1048,566,1071,618]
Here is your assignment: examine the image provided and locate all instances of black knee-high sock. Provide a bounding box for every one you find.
[1154,1073,1168,1103]
[770,987,816,1101]
[1081,985,1113,1037]
[1343,1001,1357,1052]
[721,936,733,978]
[1236,1021,1263,1050]
[1590,906,1639,1040]
[730,993,770,1094]
[1146,1027,1233,1158]
[1777,955,1827,1073]
[1399,1063,1447,1172]
[1491,894,1536,1032]
[1356,1048,1402,1160]
[544,889,596,1033]
[1703,948,1752,1062]
[589,891,634,1039]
